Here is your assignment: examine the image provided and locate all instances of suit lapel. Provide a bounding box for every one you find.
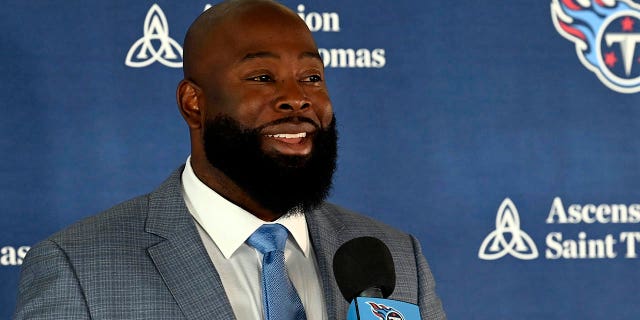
[145,168,236,320]
[306,204,350,319]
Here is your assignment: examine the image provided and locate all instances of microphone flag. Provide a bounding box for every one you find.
[346,296,421,320]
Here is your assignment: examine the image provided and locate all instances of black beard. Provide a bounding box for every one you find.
[202,115,338,216]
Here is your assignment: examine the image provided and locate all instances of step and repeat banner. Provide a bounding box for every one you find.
[2,0,640,318]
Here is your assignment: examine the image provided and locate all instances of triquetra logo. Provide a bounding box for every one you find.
[125,4,183,68]
[478,198,539,260]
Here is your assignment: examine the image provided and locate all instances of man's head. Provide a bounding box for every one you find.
[177,0,337,221]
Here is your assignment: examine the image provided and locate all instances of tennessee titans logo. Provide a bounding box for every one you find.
[551,0,640,93]
[367,302,405,320]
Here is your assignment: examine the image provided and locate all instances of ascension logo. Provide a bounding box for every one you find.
[367,302,404,320]
[125,4,183,68]
[551,0,640,93]
[478,198,539,260]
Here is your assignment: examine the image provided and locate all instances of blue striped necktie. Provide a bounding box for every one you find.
[247,224,307,320]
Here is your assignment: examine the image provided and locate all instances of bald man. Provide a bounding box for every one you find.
[14,1,446,319]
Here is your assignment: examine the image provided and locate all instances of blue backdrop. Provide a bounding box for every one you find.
[3,0,640,318]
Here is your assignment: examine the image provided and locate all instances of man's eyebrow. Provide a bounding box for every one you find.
[239,51,323,63]
[300,51,323,63]
[241,51,280,61]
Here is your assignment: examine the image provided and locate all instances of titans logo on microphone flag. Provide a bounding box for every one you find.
[367,302,404,320]
[551,0,640,93]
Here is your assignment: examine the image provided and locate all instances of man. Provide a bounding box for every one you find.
[14,0,446,319]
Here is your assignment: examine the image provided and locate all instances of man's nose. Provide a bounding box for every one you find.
[275,80,311,112]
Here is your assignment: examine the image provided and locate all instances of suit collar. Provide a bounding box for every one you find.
[145,167,236,319]
[145,166,192,239]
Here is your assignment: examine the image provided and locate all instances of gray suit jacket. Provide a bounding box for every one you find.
[14,168,446,319]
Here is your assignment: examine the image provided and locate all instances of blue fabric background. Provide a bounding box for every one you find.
[2,1,639,318]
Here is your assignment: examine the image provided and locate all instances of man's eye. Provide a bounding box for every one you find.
[249,75,274,82]
[303,75,322,82]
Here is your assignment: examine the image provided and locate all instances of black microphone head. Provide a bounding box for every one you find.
[333,236,396,302]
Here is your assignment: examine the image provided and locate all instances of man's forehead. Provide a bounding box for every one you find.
[213,12,318,58]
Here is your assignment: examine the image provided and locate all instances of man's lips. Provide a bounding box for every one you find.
[260,122,316,154]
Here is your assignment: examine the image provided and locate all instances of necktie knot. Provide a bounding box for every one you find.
[247,223,288,254]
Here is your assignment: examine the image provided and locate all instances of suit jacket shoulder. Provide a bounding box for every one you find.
[46,192,153,248]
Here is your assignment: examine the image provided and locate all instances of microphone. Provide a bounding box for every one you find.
[333,237,422,320]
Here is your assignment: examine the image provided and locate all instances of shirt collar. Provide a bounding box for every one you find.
[181,157,310,259]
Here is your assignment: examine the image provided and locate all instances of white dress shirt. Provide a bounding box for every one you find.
[181,157,327,320]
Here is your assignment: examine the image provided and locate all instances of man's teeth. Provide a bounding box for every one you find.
[266,132,307,138]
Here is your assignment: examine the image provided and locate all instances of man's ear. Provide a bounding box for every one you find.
[177,79,203,130]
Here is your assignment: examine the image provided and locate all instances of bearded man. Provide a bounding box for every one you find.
[14,1,445,319]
